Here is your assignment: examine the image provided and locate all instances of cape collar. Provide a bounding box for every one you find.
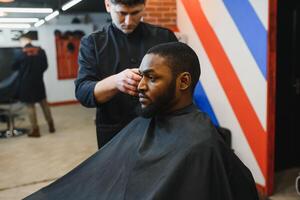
[155,104,197,119]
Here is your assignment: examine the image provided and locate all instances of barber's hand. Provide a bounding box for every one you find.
[115,68,142,96]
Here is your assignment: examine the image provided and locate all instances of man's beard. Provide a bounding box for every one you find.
[135,79,176,118]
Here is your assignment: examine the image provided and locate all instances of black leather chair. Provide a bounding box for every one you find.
[296,173,300,196]
[0,71,27,138]
[215,126,232,148]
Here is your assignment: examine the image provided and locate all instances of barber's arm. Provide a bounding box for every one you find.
[93,68,141,103]
[75,35,101,108]
[75,35,142,107]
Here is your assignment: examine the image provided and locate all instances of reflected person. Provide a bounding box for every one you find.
[13,33,55,137]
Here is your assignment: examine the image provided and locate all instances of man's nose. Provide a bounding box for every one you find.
[137,78,146,92]
[124,14,134,25]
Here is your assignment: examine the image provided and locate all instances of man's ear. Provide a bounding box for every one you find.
[105,0,111,12]
[178,72,191,90]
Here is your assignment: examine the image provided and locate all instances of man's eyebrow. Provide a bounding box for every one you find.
[118,9,143,15]
[139,69,154,75]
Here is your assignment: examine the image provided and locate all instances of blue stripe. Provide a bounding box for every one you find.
[223,0,267,78]
[193,81,219,126]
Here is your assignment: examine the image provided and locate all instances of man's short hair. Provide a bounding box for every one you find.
[147,42,201,93]
[109,0,145,6]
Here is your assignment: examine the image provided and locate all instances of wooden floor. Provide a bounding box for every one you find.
[0,104,299,199]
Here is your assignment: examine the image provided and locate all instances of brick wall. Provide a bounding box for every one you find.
[143,0,177,31]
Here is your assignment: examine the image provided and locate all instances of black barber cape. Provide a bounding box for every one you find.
[24,104,258,200]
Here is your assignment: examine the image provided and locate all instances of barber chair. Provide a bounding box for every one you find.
[296,172,300,196]
[0,71,27,138]
[215,126,232,148]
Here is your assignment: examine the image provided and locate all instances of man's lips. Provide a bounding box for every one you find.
[138,94,149,104]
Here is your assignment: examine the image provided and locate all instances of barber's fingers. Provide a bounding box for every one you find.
[131,68,141,75]
[125,77,140,86]
[126,68,142,81]
[115,68,141,96]
[123,84,138,96]
[117,84,137,96]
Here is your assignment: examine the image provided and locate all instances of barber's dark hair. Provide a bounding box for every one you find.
[147,42,201,93]
[109,0,145,6]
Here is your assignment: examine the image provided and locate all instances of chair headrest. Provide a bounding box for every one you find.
[0,71,19,89]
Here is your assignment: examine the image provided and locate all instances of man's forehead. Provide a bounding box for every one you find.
[139,54,156,71]
[139,54,169,74]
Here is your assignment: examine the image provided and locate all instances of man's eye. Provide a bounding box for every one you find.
[131,11,140,16]
[149,76,156,82]
[118,11,140,16]
[119,12,127,16]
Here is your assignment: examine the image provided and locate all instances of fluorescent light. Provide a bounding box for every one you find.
[62,0,82,11]
[45,10,59,21]
[0,7,53,13]
[0,23,31,29]
[0,18,39,23]
[34,19,45,27]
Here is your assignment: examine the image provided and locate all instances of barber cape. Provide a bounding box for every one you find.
[24,104,258,200]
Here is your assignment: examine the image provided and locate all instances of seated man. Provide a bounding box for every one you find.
[25,42,258,200]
